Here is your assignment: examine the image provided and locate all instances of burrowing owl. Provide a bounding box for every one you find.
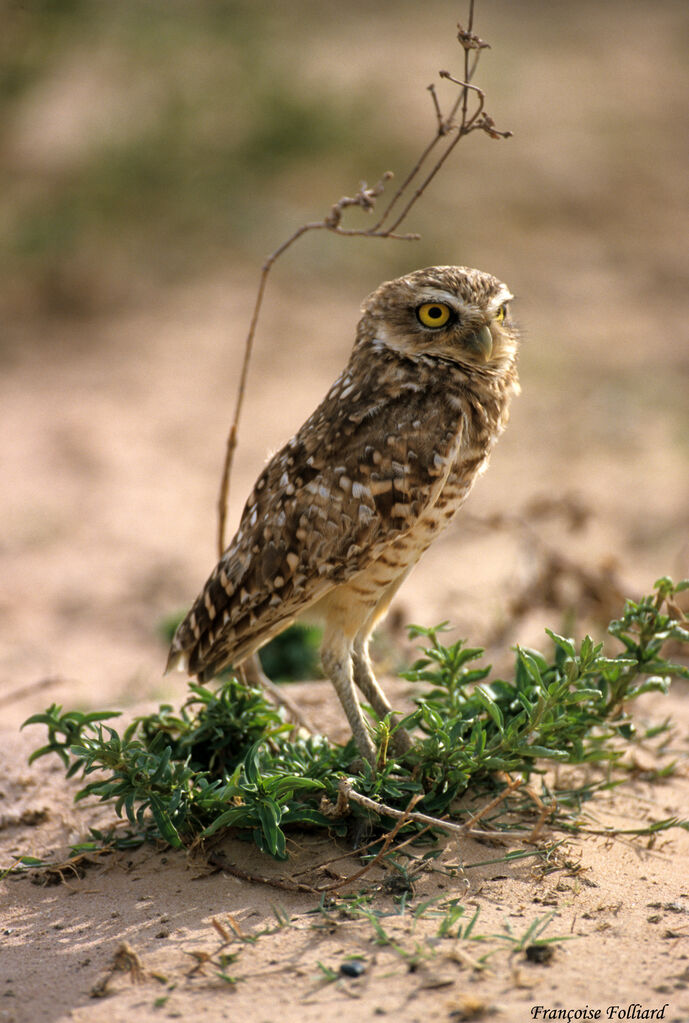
[168,266,519,768]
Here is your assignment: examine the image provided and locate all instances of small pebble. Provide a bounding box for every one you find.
[340,960,366,978]
[525,943,555,964]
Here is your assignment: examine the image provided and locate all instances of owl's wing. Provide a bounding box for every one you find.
[168,364,462,681]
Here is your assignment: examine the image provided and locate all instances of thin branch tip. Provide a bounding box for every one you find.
[457,21,490,52]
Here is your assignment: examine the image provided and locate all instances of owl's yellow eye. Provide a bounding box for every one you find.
[495,304,508,323]
[416,302,452,329]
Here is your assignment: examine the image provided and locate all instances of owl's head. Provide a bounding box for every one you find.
[359,265,518,372]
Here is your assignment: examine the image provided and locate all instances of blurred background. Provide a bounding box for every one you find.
[1,0,687,721]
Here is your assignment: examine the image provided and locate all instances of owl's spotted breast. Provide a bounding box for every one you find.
[168,265,520,768]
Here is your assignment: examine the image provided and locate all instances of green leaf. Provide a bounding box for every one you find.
[281,806,333,827]
[473,686,504,732]
[256,798,283,857]
[545,629,576,658]
[517,649,543,685]
[149,794,184,848]
[519,745,570,761]
[202,805,253,838]
[243,741,264,788]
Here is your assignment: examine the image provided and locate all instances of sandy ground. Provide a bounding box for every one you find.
[2,682,689,1023]
[1,266,687,1023]
[2,1,689,1020]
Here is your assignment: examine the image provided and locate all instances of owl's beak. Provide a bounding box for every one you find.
[465,324,493,361]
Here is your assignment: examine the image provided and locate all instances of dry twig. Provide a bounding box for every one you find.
[90,943,144,998]
[337,776,533,841]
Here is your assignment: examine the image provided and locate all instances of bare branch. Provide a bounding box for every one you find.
[338,776,531,842]
[428,83,447,135]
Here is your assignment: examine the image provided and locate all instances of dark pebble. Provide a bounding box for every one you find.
[525,943,555,964]
[340,960,366,978]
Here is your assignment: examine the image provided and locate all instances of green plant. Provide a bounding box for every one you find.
[22,578,689,861]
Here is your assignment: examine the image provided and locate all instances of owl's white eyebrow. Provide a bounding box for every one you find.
[415,289,462,309]
[415,287,514,314]
[489,286,514,311]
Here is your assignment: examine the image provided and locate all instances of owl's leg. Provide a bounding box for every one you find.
[321,625,378,769]
[351,639,391,716]
[351,568,414,756]
[352,638,412,756]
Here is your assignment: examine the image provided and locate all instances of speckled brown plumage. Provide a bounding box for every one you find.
[168,266,520,767]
